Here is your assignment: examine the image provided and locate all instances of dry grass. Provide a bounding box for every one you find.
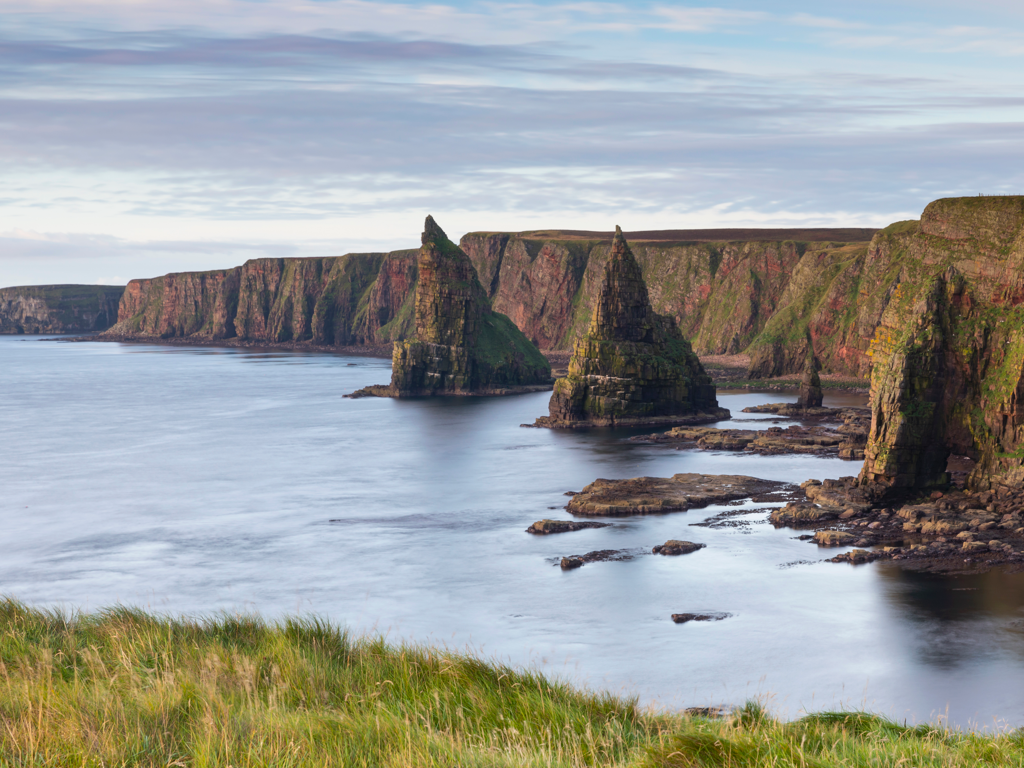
[0,601,1021,766]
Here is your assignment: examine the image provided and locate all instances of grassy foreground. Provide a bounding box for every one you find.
[0,601,1022,767]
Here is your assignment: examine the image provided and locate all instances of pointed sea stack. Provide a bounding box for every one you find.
[533,227,728,427]
[796,335,823,409]
[353,216,550,397]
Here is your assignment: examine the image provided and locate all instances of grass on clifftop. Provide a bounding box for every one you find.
[1,601,1023,767]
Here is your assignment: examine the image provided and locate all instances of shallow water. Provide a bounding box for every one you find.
[3,335,1024,728]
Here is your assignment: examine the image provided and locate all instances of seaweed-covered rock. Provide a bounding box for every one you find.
[534,227,727,427]
[358,216,551,396]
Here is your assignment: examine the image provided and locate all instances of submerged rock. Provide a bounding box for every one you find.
[352,216,551,397]
[533,227,728,428]
[558,549,643,569]
[567,473,793,516]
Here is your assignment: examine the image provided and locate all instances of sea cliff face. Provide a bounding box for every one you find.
[0,285,124,334]
[855,196,1024,492]
[107,230,878,365]
[459,231,873,365]
[109,252,417,345]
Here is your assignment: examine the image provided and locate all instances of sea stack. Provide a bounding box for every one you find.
[534,227,728,427]
[355,216,550,396]
[796,335,823,409]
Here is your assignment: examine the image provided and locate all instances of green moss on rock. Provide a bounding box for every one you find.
[535,228,727,428]
[386,217,550,396]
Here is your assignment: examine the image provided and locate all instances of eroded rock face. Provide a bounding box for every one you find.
[535,228,727,427]
[386,217,551,396]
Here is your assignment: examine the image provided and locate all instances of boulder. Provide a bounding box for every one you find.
[652,540,706,556]
[814,530,857,547]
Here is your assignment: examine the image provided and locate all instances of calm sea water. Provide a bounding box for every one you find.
[3,334,1024,728]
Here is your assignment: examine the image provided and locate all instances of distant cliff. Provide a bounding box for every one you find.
[106,229,881,370]
[0,285,123,334]
[109,251,418,345]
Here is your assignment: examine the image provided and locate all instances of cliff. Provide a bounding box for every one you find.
[853,196,1024,493]
[535,227,725,428]
[459,229,876,366]
[108,251,418,346]
[384,217,550,396]
[0,285,123,334]
[106,228,877,371]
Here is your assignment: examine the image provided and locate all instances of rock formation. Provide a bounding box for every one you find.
[566,473,792,516]
[106,227,875,366]
[534,227,727,427]
[363,216,551,396]
[0,285,123,334]
[796,335,823,409]
[460,228,875,358]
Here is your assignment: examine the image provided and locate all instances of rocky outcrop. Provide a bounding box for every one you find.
[768,480,1024,572]
[367,217,550,397]
[633,423,855,457]
[652,540,705,555]
[534,228,728,428]
[526,520,609,535]
[566,473,794,516]
[0,285,123,334]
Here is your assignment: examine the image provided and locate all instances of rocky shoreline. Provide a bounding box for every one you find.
[768,477,1024,573]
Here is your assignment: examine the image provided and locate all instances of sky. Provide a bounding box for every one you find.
[2,0,1024,286]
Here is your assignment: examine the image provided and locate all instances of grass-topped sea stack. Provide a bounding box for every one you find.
[534,227,728,428]
[354,216,550,396]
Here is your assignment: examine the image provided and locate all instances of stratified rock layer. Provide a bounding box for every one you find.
[0,285,123,334]
[535,228,726,427]
[854,196,1024,494]
[567,473,793,516]
[385,217,550,395]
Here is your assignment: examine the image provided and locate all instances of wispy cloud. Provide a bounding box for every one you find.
[1,1,1024,286]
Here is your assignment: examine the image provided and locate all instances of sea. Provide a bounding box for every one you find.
[3,334,1024,729]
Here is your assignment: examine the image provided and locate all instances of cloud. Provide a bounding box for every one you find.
[650,6,768,32]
